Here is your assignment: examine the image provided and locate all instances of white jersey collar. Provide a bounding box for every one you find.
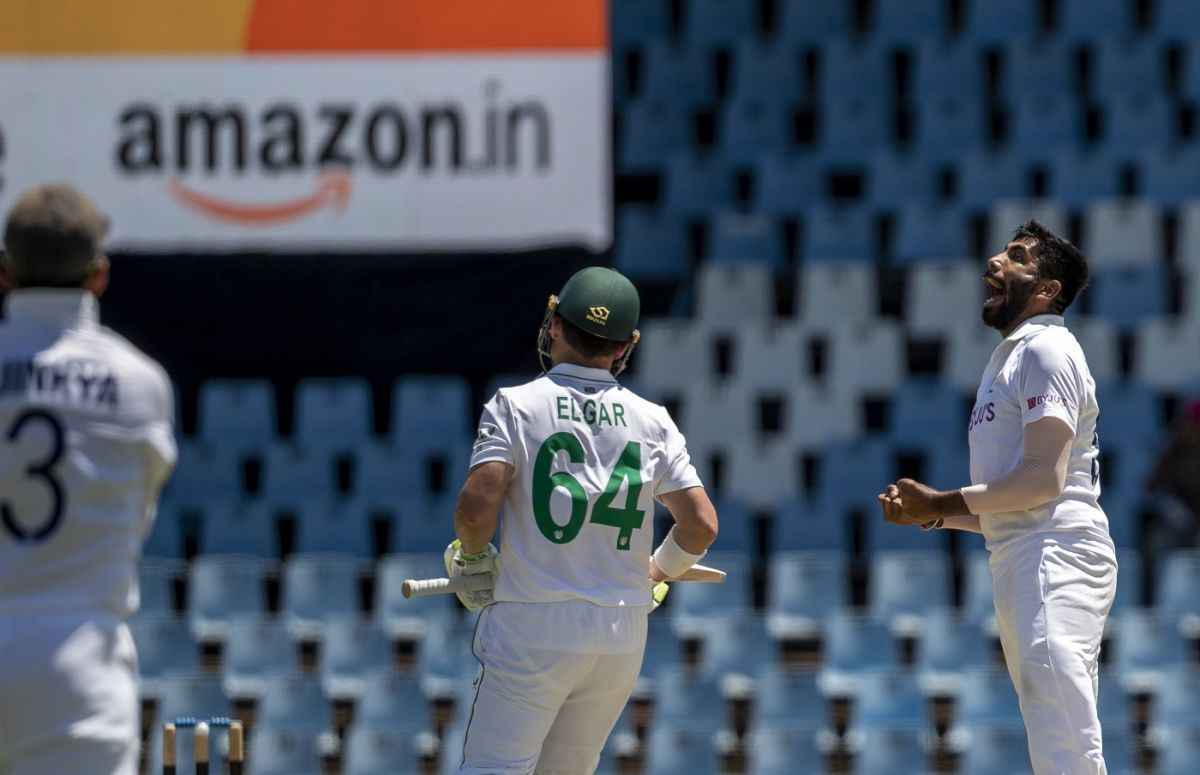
[547,362,618,384]
[3,289,100,331]
[1003,313,1065,343]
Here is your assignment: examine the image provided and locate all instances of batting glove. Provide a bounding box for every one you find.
[651,581,670,612]
[444,539,498,611]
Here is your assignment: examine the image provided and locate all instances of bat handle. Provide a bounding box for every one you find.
[401,574,493,598]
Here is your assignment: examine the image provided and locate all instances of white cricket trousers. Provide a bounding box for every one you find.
[0,613,138,775]
[991,537,1117,775]
[458,601,648,775]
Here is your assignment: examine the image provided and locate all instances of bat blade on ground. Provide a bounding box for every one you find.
[402,563,725,598]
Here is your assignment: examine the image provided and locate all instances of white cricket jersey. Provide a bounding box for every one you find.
[0,290,176,619]
[470,363,703,609]
[966,315,1113,563]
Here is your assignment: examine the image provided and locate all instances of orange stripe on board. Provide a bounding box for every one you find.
[245,0,607,53]
[0,0,254,54]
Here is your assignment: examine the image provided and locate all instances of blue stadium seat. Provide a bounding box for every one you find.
[913,96,987,165]
[342,721,425,775]
[652,668,727,726]
[888,380,969,446]
[818,98,889,166]
[187,555,271,641]
[156,669,232,727]
[781,382,861,448]
[766,551,849,637]
[770,499,852,553]
[955,667,1023,727]
[641,41,718,106]
[703,496,755,554]
[396,494,457,554]
[821,611,900,682]
[1009,97,1082,164]
[618,99,693,172]
[1093,37,1165,99]
[356,669,429,725]
[662,154,737,218]
[1088,266,1171,331]
[293,377,374,454]
[246,724,323,775]
[1096,670,1132,730]
[730,39,806,105]
[853,727,927,774]
[198,501,278,557]
[319,614,392,700]
[281,554,363,637]
[260,445,337,505]
[1158,725,1200,775]
[754,669,827,726]
[864,150,937,212]
[640,616,683,681]
[752,154,822,217]
[871,0,947,45]
[1082,198,1165,268]
[954,724,1031,775]
[391,375,470,445]
[986,199,1070,254]
[610,0,671,51]
[717,100,792,168]
[700,614,776,680]
[1139,146,1200,209]
[631,318,713,398]
[1156,0,1200,43]
[1067,317,1121,385]
[964,0,1039,44]
[258,672,331,729]
[669,551,753,637]
[923,441,972,493]
[1058,0,1133,44]
[956,150,1031,212]
[828,321,905,395]
[999,38,1073,102]
[1182,40,1200,101]
[692,263,775,327]
[912,39,984,101]
[643,721,723,775]
[867,551,953,629]
[222,615,297,699]
[1047,148,1121,211]
[902,265,988,338]
[166,444,244,508]
[1154,666,1200,727]
[1100,95,1174,160]
[144,507,186,559]
[799,204,875,262]
[1132,319,1200,391]
[139,557,181,614]
[1095,381,1162,447]
[197,378,277,455]
[961,551,996,627]
[375,553,456,640]
[851,669,927,730]
[819,40,889,101]
[293,500,375,557]
[812,438,895,518]
[708,211,785,269]
[890,203,971,263]
[129,614,199,697]
[795,263,878,331]
[776,0,851,46]
[1109,610,1189,691]
[614,207,689,281]
[728,320,809,394]
[682,0,757,50]
[916,609,993,691]
[747,724,824,775]
[724,441,803,511]
[1157,550,1200,621]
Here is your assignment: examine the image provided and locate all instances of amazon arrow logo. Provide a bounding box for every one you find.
[166,171,351,226]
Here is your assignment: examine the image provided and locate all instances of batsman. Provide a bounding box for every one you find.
[446,266,718,774]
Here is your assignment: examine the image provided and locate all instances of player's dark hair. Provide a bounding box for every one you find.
[1014,220,1089,313]
[3,184,107,288]
[558,315,624,359]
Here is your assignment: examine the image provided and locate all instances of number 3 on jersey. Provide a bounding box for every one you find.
[532,431,645,550]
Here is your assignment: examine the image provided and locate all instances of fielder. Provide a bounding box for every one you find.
[879,221,1117,774]
[446,267,718,774]
[0,184,177,774]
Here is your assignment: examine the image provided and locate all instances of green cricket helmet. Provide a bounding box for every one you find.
[536,266,642,375]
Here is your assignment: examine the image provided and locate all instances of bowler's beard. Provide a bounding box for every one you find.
[982,275,1039,332]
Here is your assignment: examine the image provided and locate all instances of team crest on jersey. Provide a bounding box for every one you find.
[475,425,497,446]
[586,306,610,325]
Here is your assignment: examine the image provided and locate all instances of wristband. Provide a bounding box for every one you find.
[652,529,706,579]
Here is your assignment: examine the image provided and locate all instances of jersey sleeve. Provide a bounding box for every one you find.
[1017,334,1082,433]
[653,408,703,496]
[470,391,517,469]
